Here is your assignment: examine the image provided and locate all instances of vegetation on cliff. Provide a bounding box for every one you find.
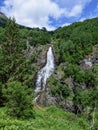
[0,14,98,129]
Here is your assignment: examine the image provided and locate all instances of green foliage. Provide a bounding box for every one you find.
[0,17,36,87]
[3,81,34,118]
[0,17,38,107]
[88,88,98,107]
[93,66,98,74]
[0,106,91,130]
[0,17,23,105]
[93,66,98,86]
[0,16,7,27]
[19,28,51,47]
[48,76,70,99]
[64,64,95,87]
[0,27,5,44]
[1,18,24,82]
[53,18,98,64]
[64,64,80,77]
[73,88,89,107]
[0,14,98,129]
[74,69,95,87]
[28,29,51,46]
[51,83,70,99]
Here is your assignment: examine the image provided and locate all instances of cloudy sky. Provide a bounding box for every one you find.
[0,0,98,30]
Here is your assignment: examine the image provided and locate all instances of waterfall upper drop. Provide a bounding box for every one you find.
[35,46,55,93]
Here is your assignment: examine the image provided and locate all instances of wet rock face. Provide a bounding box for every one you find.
[64,100,74,112]
[73,82,86,89]
[37,45,50,67]
[80,58,92,70]
[25,44,50,67]
[80,45,98,70]
[65,77,74,90]
[44,91,57,106]
[93,52,98,65]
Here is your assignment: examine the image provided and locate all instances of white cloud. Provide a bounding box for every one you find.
[0,0,92,30]
[1,0,64,30]
[79,17,86,22]
[54,0,91,9]
[53,0,92,17]
[62,22,71,27]
[67,4,83,17]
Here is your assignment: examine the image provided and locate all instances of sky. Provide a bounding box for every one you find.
[0,0,98,30]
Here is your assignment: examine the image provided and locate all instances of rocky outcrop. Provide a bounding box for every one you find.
[80,45,98,70]
[25,43,51,67]
[42,45,98,112]
[65,77,74,90]
[29,43,98,113]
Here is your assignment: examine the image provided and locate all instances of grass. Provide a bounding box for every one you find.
[0,106,91,130]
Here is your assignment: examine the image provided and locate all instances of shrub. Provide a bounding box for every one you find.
[3,81,35,118]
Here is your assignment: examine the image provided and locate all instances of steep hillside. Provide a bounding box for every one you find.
[0,12,51,46]
[0,12,7,27]
[0,15,98,129]
[53,17,98,63]
[0,106,91,130]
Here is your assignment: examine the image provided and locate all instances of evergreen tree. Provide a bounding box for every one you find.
[0,17,24,106]
[3,81,35,118]
[2,17,24,82]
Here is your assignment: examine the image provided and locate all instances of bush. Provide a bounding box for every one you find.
[50,77,70,99]
[3,81,35,118]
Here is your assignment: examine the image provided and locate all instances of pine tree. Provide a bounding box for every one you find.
[3,81,35,118]
[1,18,35,117]
[2,17,24,82]
[0,17,25,106]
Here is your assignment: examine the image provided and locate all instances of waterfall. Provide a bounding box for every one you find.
[35,46,55,94]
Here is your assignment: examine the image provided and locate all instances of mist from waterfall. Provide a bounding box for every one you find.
[35,46,55,93]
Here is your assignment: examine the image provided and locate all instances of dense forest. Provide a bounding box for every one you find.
[0,12,98,130]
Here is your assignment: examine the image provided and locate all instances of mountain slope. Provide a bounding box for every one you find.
[0,13,98,130]
[0,12,7,27]
[0,106,90,130]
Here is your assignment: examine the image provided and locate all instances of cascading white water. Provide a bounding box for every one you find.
[35,46,55,94]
